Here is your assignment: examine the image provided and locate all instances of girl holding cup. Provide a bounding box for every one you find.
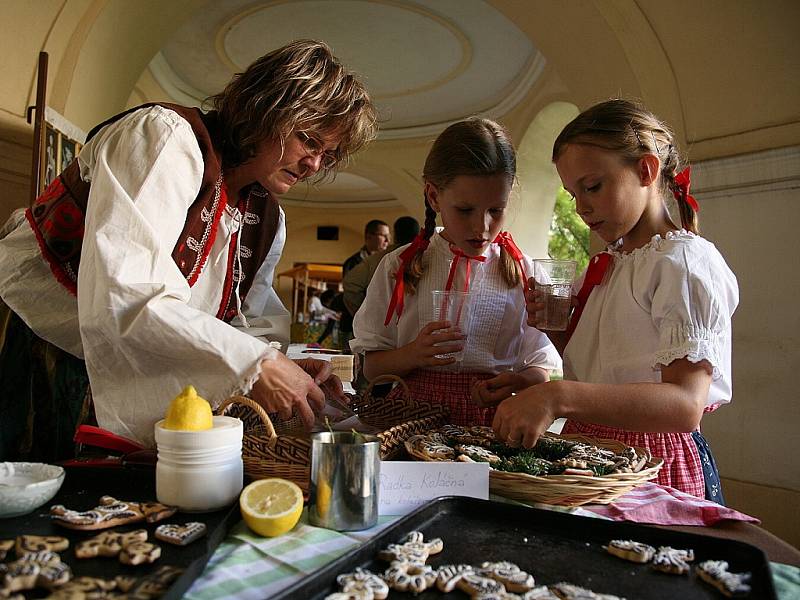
[351,118,560,426]
[495,100,738,501]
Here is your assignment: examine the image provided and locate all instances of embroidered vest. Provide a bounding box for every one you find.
[25,103,281,323]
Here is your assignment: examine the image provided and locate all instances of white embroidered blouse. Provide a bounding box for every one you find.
[350,231,562,374]
[564,230,739,409]
[0,106,289,446]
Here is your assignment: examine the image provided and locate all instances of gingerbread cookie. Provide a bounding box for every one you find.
[478,561,536,592]
[455,572,507,597]
[435,564,474,592]
[604,539,656,563]
[119,541,161,565]
[335,567,388,600]
[455,444,502,464]
[377,530,442,565]
[75,529,148,559]
[441,425,493,447]
[521,586,561,599]
[405,435,456,462]
[50,497,176,530]
[119,565,183,598]
[383,562,436,594]
[0,550,71,593]
[155,522,207,546]
[651,546,694,575]
[44,575,118,599]
[697,560,752,597]
[14,535,69,558]
[0,540,14,561]
[549,582,624,599]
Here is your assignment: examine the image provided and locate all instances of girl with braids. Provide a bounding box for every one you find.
[494,100,738,502]
[350,118,560,426]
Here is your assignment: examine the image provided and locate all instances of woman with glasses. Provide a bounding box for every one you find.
[0,40,377,458]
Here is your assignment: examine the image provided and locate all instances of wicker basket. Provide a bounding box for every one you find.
[217,375,447,494]
[409,431,663,507]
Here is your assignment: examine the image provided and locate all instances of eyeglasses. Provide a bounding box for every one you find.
[297,131,338,169]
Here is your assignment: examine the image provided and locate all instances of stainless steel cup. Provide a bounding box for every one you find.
[308,431,380,531]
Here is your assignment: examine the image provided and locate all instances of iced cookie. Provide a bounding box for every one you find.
[50,497,176,531]
[405,435,456,462]
[155,522,207,546]
[377,531,442,565]
[651,546,694,575]
[120,565,183,598]
[14,535,69,558]
[522,586,561,599]
[549,582,624,599]
[75,529,148,559]
[697,560,752,597]
[0,540,14,561]
[383,562,436,593]
[435,564,475,592]
[478,561,535,592]
[119,541,161,565]
[336,567,388,599]
[455,444,502,464]
[456,572,507,598]
[604,539,656,563]
[324,592,373,600]
[44,575,119,599]
[0,551,71,593]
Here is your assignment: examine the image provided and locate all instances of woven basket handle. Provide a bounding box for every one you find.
[363,374,409,400]
[216,395,277,441]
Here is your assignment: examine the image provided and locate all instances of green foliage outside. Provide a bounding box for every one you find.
[547,187,590,274]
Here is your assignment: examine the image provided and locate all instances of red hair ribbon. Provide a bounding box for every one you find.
[565,252,612,339]
[493,231,529,290]
[384,233,430,326]
[673,166,699,213]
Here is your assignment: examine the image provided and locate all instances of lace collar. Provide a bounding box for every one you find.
[607,229,695,259]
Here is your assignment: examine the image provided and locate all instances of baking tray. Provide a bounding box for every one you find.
[0,465,240,599]
[274,496,775,599]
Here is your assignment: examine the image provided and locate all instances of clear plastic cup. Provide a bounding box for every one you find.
[430,290,472,360]
[533,259,577,331]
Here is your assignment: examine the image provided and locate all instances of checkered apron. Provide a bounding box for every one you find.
[562,420,708,499]
[386,369,495,426]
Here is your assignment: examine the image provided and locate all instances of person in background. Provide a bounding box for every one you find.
[494,99,738,502]
[351,118,561,426]
[0,39,377,459]
[343,216,421,319]
[343,219,391,275]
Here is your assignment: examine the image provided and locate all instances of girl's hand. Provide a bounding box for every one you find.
[405,320,465,369]
[470,372,527,408]
[492,382,559,448]
[524,278,546,328]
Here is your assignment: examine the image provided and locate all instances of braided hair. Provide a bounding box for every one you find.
[404,117,521,294]
[552,99,698,234]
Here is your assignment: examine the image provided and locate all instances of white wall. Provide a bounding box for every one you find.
[692,146,800,546]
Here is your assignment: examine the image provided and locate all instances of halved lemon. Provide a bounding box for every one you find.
[239,478,304,537]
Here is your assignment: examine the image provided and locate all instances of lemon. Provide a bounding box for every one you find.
[315,478,332,519]
[163,385,213,431]
[240,478,304,537]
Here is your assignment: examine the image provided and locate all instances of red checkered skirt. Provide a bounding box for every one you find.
[387,369,495,426]
[562,420,705,498]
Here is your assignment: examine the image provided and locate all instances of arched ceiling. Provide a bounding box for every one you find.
[142,0,544,206]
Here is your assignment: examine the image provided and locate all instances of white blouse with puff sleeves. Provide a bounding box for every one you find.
[564,231,739,409]
[351,231,562,374]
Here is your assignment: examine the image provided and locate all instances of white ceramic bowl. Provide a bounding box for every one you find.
[0,462,65,518]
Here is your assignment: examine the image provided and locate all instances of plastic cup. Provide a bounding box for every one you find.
[533,259,577,331]
[430,290,472,360]
[308,431,380,531]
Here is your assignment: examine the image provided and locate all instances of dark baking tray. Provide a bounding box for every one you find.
[274,496,775,599]
[0,465,240,599]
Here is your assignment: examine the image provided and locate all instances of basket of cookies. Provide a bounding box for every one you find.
[404,426,663,507]
[218,375,447,494]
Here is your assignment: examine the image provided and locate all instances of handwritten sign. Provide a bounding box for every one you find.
[378,461,489,515]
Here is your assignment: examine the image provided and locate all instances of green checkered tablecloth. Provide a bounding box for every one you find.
[185,506,800,600]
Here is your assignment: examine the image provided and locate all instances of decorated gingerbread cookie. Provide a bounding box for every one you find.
[651,546,694,575]
[478,561,536,593]
[405,435,456,462]
[119,541,161,565]
[435,564,475,592]
[604,539,657,563]
[14,535,69,558]
[50,496,176,531]
[697,560,752,597]
[75,529,148,559]
[335,567,388,599]
[0,550,71,593]
[155,522,207,546]
[0,540,14,561]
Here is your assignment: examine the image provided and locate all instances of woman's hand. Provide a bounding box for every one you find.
[492,382,560,448]
[251,354,326,429]
[293,357,348,406]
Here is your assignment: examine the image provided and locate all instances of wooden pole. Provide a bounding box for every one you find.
[28,51,48,205]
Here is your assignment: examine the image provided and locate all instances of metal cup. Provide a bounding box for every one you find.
[308,431,380,531]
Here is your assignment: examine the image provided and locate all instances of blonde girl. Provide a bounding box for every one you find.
[351,118,560,426]
[495,100,738,502]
